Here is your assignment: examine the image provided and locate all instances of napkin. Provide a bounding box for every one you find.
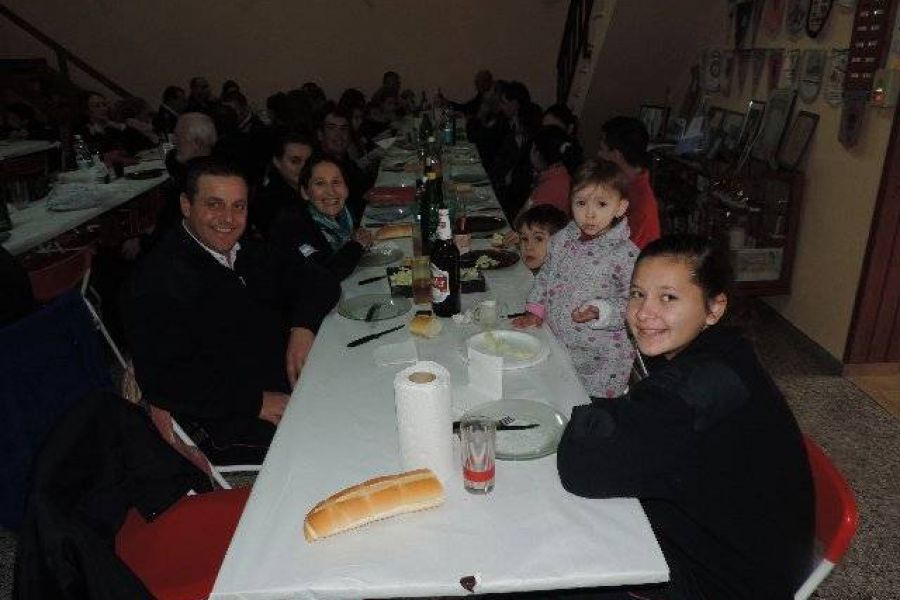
[374,340,418,366]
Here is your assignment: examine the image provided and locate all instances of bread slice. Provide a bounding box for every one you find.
[409,313,442,338]
[375,223,413,240]
[304,469,445,542]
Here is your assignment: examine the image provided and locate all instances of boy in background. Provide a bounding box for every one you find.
[514,204,568,272]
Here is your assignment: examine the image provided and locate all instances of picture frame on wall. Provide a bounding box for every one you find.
[752,89,796,168]
[721,110,746,156]
[736,100,766,160]
[639,105,670,141]
[707,106,726,132]
[777,111,819,170]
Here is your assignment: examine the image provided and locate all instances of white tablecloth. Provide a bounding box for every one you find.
[0,139,58,161]
[2,160,167,256]
[211,146,668,599]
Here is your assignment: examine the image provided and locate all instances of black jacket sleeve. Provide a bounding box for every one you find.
[556,379,695,500]
[278,251,341,333]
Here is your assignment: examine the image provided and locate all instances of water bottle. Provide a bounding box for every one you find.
[73,135,94,171]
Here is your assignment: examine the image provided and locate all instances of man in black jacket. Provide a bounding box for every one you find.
[123,156,340,464]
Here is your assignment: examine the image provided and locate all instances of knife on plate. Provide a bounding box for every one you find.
[358,274,388,285]
[347,324,405,347]
[452,421,539,433]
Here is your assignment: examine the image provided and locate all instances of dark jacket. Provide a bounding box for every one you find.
[557,326,814,600]
[122,224,340,432]
[0,245,35,326]
[14,390,212,599]
[251,171,299,239]
[268,203,365,281]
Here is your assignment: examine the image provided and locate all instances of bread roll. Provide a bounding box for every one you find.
[375,223,413,240]
[410,313,442,338]
[304,468,445,542]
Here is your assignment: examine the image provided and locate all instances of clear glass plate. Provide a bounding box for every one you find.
[461,399,568,460]
[366,205,415,225]
[337,293,412,321]
[358,244,404,267]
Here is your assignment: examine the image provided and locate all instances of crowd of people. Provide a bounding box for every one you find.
[2,68,814,600]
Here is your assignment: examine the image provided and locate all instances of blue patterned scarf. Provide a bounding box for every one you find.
[308,204,354,251]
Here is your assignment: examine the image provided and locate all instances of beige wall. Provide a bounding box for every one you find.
[0,0,568,108]
[696,3,894,360]
[577,0,718,155]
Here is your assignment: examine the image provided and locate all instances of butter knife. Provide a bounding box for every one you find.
[359,274,388,285]
[452,421,539,433]
[347,324,405,347]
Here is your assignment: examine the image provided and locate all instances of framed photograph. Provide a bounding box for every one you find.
[736,100,766,161]
[721,110,746,155]
[706,106,726,132]
[639,105,670,141]
[752,89,796,168]
[777,111,819,170]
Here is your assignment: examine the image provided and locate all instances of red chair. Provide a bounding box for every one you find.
[795,436,859,600]
[116,486,251,600]
[26,245,94,304]
[26,244,130,370]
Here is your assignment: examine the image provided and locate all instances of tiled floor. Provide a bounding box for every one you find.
[1,301,898,599]
[846,374,900,422]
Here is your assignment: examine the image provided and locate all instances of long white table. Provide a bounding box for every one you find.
[211,144,668,599]
[0,139,58,161]
[2,159,168,256]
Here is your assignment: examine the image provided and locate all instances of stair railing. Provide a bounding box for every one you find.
[556,0,595,105]
[0,2,133,99]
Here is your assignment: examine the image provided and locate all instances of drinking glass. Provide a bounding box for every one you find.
[412,256,432,305]
[460,418,496,494]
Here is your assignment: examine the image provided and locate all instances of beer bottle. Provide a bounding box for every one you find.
[418,173,433,255]
[423,135,441,179]
[431,208,460,317]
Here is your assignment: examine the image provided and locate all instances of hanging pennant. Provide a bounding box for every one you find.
[779,49,803,88]
[838,90,867,148]
[824,48,849,106]
[705,49,723,93]
[768,49,785,92]
[735,1,756,48]
[835,0,855,9]
[763,0,787,36]
[752,49,768,90]
[738,50,752,91]
[722,52,736,96]
[799,50,827,102]
[786,0,810,36]
[806,0,834,38]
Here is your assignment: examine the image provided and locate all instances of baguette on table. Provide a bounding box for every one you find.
[304,468,445,542]
[375,223,413,240]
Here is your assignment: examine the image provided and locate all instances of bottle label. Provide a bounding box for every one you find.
[431,263,450,303]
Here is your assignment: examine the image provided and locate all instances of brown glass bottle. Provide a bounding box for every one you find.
[430,208,460,317]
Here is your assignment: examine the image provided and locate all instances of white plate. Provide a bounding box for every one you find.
[466,330,549,370]
[461,399,568,460]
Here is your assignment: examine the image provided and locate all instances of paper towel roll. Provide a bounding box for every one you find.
[394,361,456,485]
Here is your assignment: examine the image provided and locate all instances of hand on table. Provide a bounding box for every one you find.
[259,391,289,425]
[572,304,600,323]
[501,230,519,248]
[352,227,375,250]
[285,327,316,388]
[512,312,543,329]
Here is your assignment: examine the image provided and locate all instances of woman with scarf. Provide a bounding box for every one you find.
[268,154,373,280]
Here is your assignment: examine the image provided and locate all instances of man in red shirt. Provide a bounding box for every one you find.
[597,117,661,249]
